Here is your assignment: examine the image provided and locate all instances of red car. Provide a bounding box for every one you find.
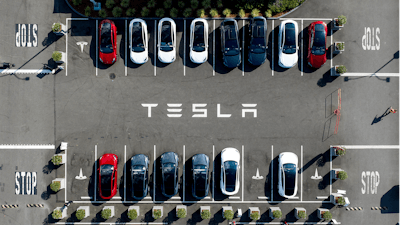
[98,153,118,199]
[99,20,117,64]
[307,21,327,68]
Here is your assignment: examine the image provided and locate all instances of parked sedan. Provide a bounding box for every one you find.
[278,20,299,68]
[278,152,298,198]
[192,154,209,199]
[220,147,240,195]
[190,18,208,64]
[98,153,118,199]
[99,19,117,65]
[130,154,149,200]
[248,16,267,66]
[161,152,179,197]
[307,21,327,68]
[221,19,241,68]
[129,19,148,64]
[158,18,176,63]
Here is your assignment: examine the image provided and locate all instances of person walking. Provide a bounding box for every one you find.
[390,107,397,114]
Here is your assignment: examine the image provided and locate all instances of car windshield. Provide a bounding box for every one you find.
[132,165,145,196]
[100,23,114,54]
[250,21,266,54]
[193,23,205,52]
[224,24,239,56]
[311,24,326,55]
[131,22,145,52]
[163,163,176,194]
[283,23,296,54]
[194,165,207,196]
[283,163,296,195]
[100,164,113,194]
[224,161,237,192]
[161,22,173,52]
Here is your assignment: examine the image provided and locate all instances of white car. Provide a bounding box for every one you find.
[157,18,176,63]
[278,152,298,198]
[220,147,240,195]
[189,18,208,64]
[129,19,148,64]
[278,20,299,68]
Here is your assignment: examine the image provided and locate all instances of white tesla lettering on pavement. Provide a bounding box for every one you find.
[15,171,37,195]
[361,171,380,194]
[15,24,38,47]
[362,27,380,50]
[142,104,257,118]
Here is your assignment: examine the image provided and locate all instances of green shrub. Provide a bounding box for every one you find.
[99,9,107,18]
[338,15,347,26]
[121,0,130,8]
[272,210,282,219]
[191,0,199,9]
[141,7,150,17]
[201,210,211,219]
[76,209,86,221]
[251,8,260,17]
[183,8,192,17]
[268,0,300,13]
[250,211,260,220]
[126,8,136,16]
[163,0,172,9]
[52,23,61,32]
[197,9,205,17]
[223,8,231,17]
[323,211,332,221]
[217,0,223,8]
[105,0,115,9]
[52,209,62,219]
[335,147,346,156]
[177,208,186,218]
[238,9,245,18]
[224,210,234,220]
[72,0,82,6]
[101,209,112,220]
[153,209,162,219]
[338,171,348,180]
[170,8,179,17]
[337,197,346,205]
[50,181,61,192]
[298,210,307,219]
[336,43,344,51]
[178,1,185,8]
[156,8,165,17]
[128,209,138,220]
[201,0,211,9]
[210,8,218,17]
[147,0,156,8]
[84,6,91,17]
[112,7,123,17]
[265,9,272,17]
[336,65,347,74]
[51,155,62,165]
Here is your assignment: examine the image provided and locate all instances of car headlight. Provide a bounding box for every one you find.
[308,62,312,67]
[100,58,103,63]
[112,58,116,63]
[113,155,117,160]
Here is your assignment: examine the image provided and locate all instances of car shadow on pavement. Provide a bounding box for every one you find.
[88,161,96,203]
[381,185,399,213]
[317,68,338,87]
[41,184,52,200]
[318,172,334,190]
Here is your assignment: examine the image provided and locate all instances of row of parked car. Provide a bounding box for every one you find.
[99,17,327,68]
[98,149,299,200]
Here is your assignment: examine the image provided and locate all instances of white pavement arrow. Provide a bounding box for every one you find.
[75,168,87,180]
[311,168,322,180]
[252,168,264,180]
[76,41,88,53]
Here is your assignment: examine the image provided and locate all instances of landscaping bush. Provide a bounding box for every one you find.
[76,209,85,221]
[272,210,282,219]
[191,0,199,9]
[170,8,179,17]
[52,209,62,219]
[178,1,185,8]
[72,0,82,6]
[251,8,260,17]
[112,7,123,17]
[210,8,218,17]
[147,0,156,8]
[177,208,186,218]
[323,211,332,221]
[335,147,346,156]
[338,171,348,180]
[153,210,162,219]
[126,8,136,16]
[141,7,150,17]
[337,197,346,205]
[234,0,264,10]
[336,43,344,50]
[105,0,115,9]
[99,9,107,18]
[52,23,61,32]
[238,9,245,18]
[224,210,234,220]
[121,0,130,8]
[197,9,205,17]
[128,209,138,220]
[201,210,211,219]
[268,0,302,13]
[101,209,112,220]
[164,0,173,9]
[298,210,307,219]
[183,8,192,17]
[223,8,231,17]
[201,0,211,9]
[51,155,62,164]
[336,65,347,74]
[156,8,165,17]
[50,181,61,192]
[338,15,347,26]
[84,6,91,17]
[217,0,223,8]
[265,9,272,17]
[250,211,260,220]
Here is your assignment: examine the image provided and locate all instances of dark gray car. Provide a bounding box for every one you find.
[161,152,179,197]
[221,19,241,68]
[248,16,267,66]
[192,154,209,199]
[130,154,149,200]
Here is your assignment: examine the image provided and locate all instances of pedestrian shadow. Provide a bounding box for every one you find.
[371,107,391,125]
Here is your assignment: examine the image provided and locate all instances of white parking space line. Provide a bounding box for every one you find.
[94,145,97,201]
[96,20,98,77]
[301,145,303,201]
[80,196,92,199]
[281,18,333,21]
[340,73,400,77]
[204,196,211,199]
[317,196,328,199]
[154,20,157,76]
[337,145,399,149]
[73,200,329,204]
[231,222,340,225]
[301,20,303,76]
[329,145,332,196]
[242,20,245,76]
[153,145,156,201]
[65,147,68,202]
[0,144,55,149]
[330,26,332,76]
[241,145,244,201]
[258,196,269,199]
[213,20,215,76]
[124,145,126,202]
[271,145,273,201]
[111,196,122,199]
[183,145,185,202]
[171,196,181,199]
[144,196,152,199]
[184,20,186,76]
[228,196,240,199]
[125,20,127,76]
[271,20,274,76]
[212,145,215,201]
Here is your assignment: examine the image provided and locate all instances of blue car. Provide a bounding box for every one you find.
[161,152,179,197]
[248,16,267,66]
[221,19,241,68]
[130,154,149,200]
[192,154,210,199]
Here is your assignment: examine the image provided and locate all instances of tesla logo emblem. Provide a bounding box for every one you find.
[76,41,88,53]
[141,103,257,118]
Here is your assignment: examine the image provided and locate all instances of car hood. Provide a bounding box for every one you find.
[99,52,116,65]
[279,51,298,68]
[192,154,209,165]
[161,152,178,163]
[309,53,326,68]
[223,54,241,68]
[130,50,148,64]
[221,148,240,162]
[190,50,207,64]
[279,152,298,165]
[248,52,266,66]
[131,154,148,166]
[100,154,117,165]
[158,49,176,63]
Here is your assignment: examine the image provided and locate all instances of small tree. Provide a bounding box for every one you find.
[121,0,130,8]
[337,15,347,26]
[201,210,211,220]
[298,211,307,219]
[210,8,218,17]
[251,8,260,17]
[238,9,245,18]
[156,8,165,17]
[223,8,231,17]
[265,10,272,17]
[153,209,162,219]
[128,209,138,220]
[323,211,332,221]
[224,210,234,220]
[50,181,61,192]
[336,65,347,74]
[183,8,192,17]
[272,210,282,219]
[141,7,150,17]
[105,0,115,9]
[338,171,348,180]
[51,155,62,165]
[72,0,82,6]
[52,209,62,219]
[171,8,179,17]
[197,9,205,17]
[177,208,186,218]
[178,1,185,8]
[99,9,107,18]
[335,147,346,156]
[217,0,223,8]
[84,6,91,17]
[147,0,156,8]
[250,211,260,220]
[337,197,346,205]
[164,0,172,9]
[52,23,61,32]
[76,209,85,221]
[101,209,112,220]
[191,0,199,9]
[112,7,123,17]
[126,8,136,16]
[336,43,344,51]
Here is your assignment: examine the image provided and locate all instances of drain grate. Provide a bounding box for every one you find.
[109,73,116,80]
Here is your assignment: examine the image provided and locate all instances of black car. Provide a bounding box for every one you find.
[191,154,209,199]
[130,154,149,200]
[221,19,241,68]
[248,16,267,66]
[161,152,179,197]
